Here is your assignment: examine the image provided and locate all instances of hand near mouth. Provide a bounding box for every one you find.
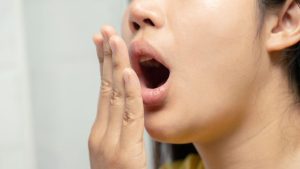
[89,25,147,169]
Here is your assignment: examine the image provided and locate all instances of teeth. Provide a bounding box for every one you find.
[140,59,161,68]
[139,55,153,63]
[139,56,163,68]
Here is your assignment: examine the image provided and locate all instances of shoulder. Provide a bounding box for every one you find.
[159,154,204,169]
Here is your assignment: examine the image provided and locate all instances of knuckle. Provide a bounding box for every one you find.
[113,88,122,97]
[88,133,101,153]
[101,80,112,93]
[125,91,141,101]
[89,138,116,159]
[123,111,135,126]
[112,59,121,69]
[125,91,134,99]
[103,39,112,56]
[103,48,112,56]
[126,95,143,108]
[88,126,107,154]
[123,108,143,126]
[110,89,123,106]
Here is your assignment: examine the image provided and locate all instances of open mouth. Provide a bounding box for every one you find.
[129,40,171,107]
[139,56,170,89]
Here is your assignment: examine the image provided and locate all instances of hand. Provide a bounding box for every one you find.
[88,25,147,169]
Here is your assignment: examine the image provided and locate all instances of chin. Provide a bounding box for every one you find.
[143,107,195,144]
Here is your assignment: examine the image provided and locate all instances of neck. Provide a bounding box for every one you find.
[194,67,300,169]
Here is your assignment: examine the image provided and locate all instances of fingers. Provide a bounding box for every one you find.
[93,33,104,76]
[89,26,146,169]
[91,25,144,147]
[92,26,116,138]
[120,68,144,149]
[101,26,115,98]
[105,35,131,138]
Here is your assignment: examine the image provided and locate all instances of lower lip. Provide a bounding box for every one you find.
[141,78,170,108]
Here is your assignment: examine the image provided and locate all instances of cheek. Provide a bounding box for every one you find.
[172,0,259,104]
[170,0,258,80]
[156,53,259,143]
[148,0,261,143]
[169,0,257,51]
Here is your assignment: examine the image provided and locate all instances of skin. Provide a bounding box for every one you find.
[89,0,300,169]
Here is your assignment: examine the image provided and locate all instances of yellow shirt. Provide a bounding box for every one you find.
[159,154,204,169]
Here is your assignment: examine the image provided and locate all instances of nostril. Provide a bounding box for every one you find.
[132,22,140,30]
[131,18,155,31]
[143,18,155,26]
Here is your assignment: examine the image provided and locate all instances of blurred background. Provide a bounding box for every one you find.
[0,0,153,168]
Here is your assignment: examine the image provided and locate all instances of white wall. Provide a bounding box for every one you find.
[0,1,154,168]
[23,0,153,169]
[0,0,36,168]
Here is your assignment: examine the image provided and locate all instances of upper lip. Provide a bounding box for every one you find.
[129,40,169,79]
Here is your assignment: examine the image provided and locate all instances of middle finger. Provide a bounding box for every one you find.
[105,35,131,138]
[92,26,116,137]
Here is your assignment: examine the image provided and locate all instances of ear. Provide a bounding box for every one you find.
[265,0,300,52]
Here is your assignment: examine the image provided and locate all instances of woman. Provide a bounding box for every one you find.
[89,0,300,168]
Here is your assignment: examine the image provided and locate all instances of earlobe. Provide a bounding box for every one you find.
[266,0,300,52]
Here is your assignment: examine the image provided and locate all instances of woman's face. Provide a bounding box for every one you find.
[121,0,268,143]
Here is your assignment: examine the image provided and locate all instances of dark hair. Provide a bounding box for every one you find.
[153,0,300,168]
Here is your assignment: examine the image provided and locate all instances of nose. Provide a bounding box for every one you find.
[128,0,164,33]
